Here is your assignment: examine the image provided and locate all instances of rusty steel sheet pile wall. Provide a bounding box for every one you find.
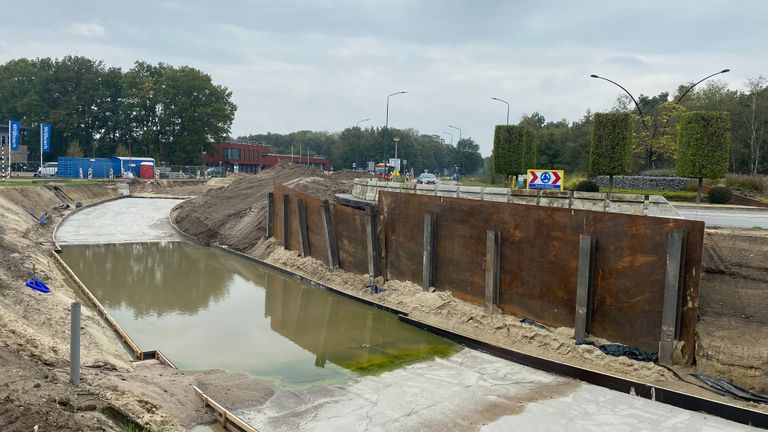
[331,204,369,274]
[274,184,329,266]
[274,184,370,274]
[379,192,704,360]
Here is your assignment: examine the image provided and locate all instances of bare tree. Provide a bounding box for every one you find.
[743,76,767,174]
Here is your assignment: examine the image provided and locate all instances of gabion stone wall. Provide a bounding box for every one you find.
[594,176,691,191]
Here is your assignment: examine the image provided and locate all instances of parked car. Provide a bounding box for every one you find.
[35,162,58,178]
[11,162,36,172]
[416,173,438,184]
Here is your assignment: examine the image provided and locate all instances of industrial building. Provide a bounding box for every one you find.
[205,141,331,173]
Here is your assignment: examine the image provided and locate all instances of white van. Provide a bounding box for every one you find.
[36,162,57,178]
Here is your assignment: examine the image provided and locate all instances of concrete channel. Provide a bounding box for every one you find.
[55,197,761,431]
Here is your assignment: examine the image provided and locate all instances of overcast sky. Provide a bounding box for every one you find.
[2,0,766,155]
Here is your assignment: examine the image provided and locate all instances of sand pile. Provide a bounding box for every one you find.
[173,162,369,251]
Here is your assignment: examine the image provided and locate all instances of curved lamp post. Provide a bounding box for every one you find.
[356,118,370,127]
[448,125,462,142]
[675,69,730,103]
[490,97,510,125]
[385,91,407,129]
[590,74,650,132]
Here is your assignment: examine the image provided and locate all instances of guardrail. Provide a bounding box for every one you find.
[352,179,683,218]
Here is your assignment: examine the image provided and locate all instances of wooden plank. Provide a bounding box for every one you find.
[659,229,686,365]
[574,234,595,341]
[282,194,290,247]
[194,386,259,432]
[422,213,436,291]
[297,198,309,257]
[266,192,274,238]
[484,230,500,314]
[321,201,339,269]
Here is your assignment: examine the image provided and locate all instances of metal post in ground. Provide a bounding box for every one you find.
[422,213,436,291]
[70,302,81,386]
[484,230,501,314]
[659,229,687,366]
[574,234,596,342]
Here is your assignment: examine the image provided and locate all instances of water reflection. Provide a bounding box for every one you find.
[61,243,457,386]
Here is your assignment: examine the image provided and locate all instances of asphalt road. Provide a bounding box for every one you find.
[674,204,768,228]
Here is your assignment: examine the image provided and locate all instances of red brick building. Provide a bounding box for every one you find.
[205,141,331,173]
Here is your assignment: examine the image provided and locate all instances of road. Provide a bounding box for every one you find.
[674,204,768,229]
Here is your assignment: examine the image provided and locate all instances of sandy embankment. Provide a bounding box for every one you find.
[0,181,245,431]
[173,164,768,412]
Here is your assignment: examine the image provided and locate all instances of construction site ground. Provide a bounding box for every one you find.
[0,166,766,430]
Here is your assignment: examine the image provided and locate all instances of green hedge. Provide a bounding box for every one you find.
[523,127,538,169]
[676,111,730,180]
[590,112,633,176]
[493,125,526,176]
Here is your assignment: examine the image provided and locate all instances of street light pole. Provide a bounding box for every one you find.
[356,118,371,128]
[675,69,730,103]
[447,125,462,142]
[590,74,650,132]
[385,91,407,129]
[490,97,510,125]
[393,137,400,161]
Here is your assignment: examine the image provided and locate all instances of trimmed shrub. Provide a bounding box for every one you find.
[590,112,633,176]
[522,127,538,169]
[707,186,732,204]
[493,125,525,176]
[573,180,600,192]
[676,112,730,180]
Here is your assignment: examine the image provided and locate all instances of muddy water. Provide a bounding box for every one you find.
[60,242,456,387]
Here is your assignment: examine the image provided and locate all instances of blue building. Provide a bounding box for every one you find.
[57,157,114,178]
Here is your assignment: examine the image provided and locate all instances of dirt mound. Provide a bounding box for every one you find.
[173,162,366,251]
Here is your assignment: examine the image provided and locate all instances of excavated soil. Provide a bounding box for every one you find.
[172,167,768,403]
[173,162,372,251]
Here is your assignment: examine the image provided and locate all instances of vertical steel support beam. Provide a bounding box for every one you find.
[70,302,81,386]
[321,201,339,269]
[422,213,436,291]
[659,229,687,366]
[266,192,274,238]
[484,230,500,314]
[297,199,309,257]
[282,194,290,246]
[365,206,379,294]
[574,234,596,342]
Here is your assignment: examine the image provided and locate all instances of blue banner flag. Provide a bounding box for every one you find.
[41,123,51,153]
[9,120,21,151]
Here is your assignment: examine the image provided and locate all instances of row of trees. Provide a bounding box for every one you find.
[499,78,767,177]
[238,127,485,175]
[0,56,236,164]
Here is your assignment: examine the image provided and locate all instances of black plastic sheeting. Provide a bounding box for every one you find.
[693,374,768,404]
[576,340,659,362]
[520,318,548,330]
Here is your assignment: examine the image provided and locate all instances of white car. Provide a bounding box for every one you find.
[36,162,57,178]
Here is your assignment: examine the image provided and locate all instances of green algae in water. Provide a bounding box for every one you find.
[341,344,461,375]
